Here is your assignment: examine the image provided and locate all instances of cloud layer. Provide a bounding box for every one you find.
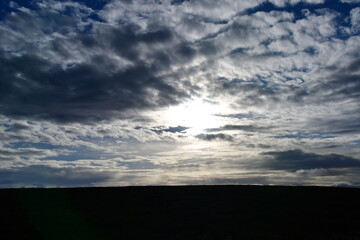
[0,0,360,188]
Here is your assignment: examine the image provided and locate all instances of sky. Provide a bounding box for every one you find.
[0,0,360,188]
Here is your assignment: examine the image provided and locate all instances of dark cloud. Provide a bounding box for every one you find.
[262,149,360,171]
[0,5,197,123]
[213,75,317,107]
[174,43,197,61]
[0,147,56,161]
[329,123,360,135]
[207,124,272,133]
[151,126,189,134]
[274,132,336,139]
[230,47,286,60]
[318,145,342,149]
[105,25,174,61]
[216,112,265,120]
[182,176,270,186]
[0,39,188,123]
[195,133,234,142]
[315,57,360,102]
[311,116,360,135]
[229,22,252,40]
[170,0,190,6]
[331,182,359,188]
[141,28,173,43]
[197,40,218,56]
[0,165,113,187]
[118,160,158,170]
[5,122,32,132]
[212,77,281,107]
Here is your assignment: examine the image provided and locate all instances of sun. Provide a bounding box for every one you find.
[162,98,221,134]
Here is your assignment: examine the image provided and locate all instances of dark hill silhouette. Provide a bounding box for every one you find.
[1,185,359,240]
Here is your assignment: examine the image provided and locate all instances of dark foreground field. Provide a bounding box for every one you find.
[1,185,360,240]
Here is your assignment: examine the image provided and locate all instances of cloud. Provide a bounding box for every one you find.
[0,165,114,188]
[0,43,189,123]
[5,122,33,133]
[151,126,189,134]
[170,0,190,6]
[207,124,272,133]
[1,0,357,124]
[0,1,194,123]
[340,0,360,3]
[350,7,360,34]
[295,168,328,177]
[331,182,359,188]
[216,112,265,120]
[195,133,234,142]
[313,57,360,103]
[326,121,360,135]
[0,147,58,161]
[262,149,360,171]
[0,0,360,188]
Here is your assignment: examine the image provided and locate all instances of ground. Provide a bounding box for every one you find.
[1,185,360,240]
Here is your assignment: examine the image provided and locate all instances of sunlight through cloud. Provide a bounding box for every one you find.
[162,98,224,134]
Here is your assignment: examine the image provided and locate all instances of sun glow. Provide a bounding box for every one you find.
[163,98,222,134]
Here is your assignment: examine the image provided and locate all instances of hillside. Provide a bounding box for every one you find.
[1,185,359,240]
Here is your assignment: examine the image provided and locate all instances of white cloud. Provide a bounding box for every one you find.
[350,7,360,34]
[0,147,59,161]
[340,0,360,3]
[295,168,328,176]
[269,0,326,6]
